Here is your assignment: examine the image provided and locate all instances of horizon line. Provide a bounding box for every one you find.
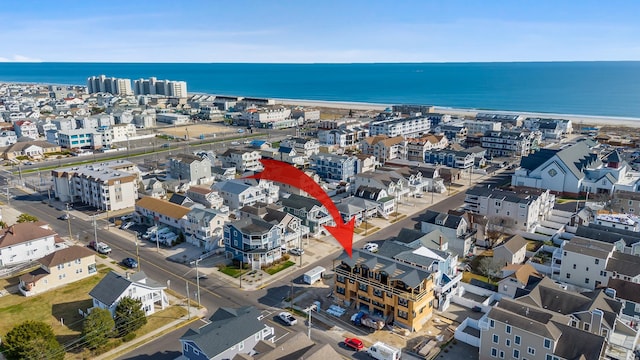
[1,60,640,65]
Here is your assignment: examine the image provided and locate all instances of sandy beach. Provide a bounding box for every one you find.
[275,97,640,128]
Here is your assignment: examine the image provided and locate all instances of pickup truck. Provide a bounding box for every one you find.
[89,241,112,255]
[278,312,297,326]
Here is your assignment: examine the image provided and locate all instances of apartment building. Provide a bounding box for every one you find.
[169,154,212,184]
[475,113,524,127]
[220,148,261,172]
[317,125,369,148]
[135,197,190,234]
[481,129,541,158]
[334,249,436,331]
[238,106,297,129]
[406,134,449,162]
[87,75,133,95]
[437,123,468,143]
[611,190,640,214]
[360,135,407,164]
[133,77,188,98]
[52,160,139,211]
[55,128,109,149]
[424,149,475,169]
[463,119,502,136]
[368,115,431,137]
[311,153,357,182]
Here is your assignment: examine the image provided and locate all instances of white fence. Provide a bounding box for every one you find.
[454,318,481,347]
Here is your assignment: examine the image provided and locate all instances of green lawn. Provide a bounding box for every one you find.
[264,261,296,275]
[218,265,248,278]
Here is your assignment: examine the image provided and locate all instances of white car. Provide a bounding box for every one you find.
[230,141,240,145]
[363,243,379,253]
[289,248,304,256]
[278,312,297,326]
[120,221,135,230]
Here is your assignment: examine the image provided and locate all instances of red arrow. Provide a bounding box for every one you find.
[245,158,354,257]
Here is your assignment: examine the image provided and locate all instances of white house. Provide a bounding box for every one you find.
[0,222,58,268]
[220,148,262,172]
[212,179,278,210]
[184,208,228,251]
[493,234,528,265]
[13,119,39,139]
[89,271,168,317]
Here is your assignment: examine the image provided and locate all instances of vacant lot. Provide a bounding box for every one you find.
[158,123,236,139]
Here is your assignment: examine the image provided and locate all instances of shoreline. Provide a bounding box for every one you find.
[3,80,640,128]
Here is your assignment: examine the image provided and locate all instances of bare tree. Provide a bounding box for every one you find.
[478,257,504,284]
[485,216,515,248]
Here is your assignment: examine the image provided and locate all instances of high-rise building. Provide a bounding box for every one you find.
[134,77,188,98]
[86,75,132,95]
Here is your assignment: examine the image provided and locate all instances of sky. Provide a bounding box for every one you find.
[1,0,640,63]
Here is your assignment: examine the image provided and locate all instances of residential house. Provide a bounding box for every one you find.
[611,190,640,214]
[2,140,61,160]
[261,146,307,167]
[420,210,474,257]
[13,119,39,139]
[179,306,275,360]
[0,222,59,268]
[317,125,369,148]
[278,170,320,197]
[311,152,357,182]
[168,193,195,208]
[210,166,236,181]
[89,271,168,317]
[559,236,640,290]
[354,153,377,173]
[481,129,541,158]
[391,228,450,252]
[334,249,436,331]
[169,154,212,184]
[139,177,166,199]
[406,134,449,162]
[135,197,190,236]
[279,137,320,158]
[224,217,284,269]
[360,135,407,164]
[279,194,334,236]
[382,161,447,194]
[19,246,97,296]
[537,119,563,140]
[184,208,228,251]
[354,169,410,203]
[497,263,543,298]
[239,204,308,249]
[464,187,555,233]
[0,130,17,147]
[212,179,279,210]
[186,186,224,210]
[335,196,379,226]
[424,149,474,169]
[437,123,467,143]
[575,222,640,256]
[354,186,395,218]
[607,278,640,327]
[479,296,607,360]
[493,234,529,265]
[220,148,261,172]
[52,160,139,211]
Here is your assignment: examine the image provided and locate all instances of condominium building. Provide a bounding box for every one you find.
[87,75,133,96]
[463,119,502,136]
[360,135,407,164]
[169,154,212,184]
[220,149,261,172]
[133,77,188,98]
[51,160,140,211]
[368,115,431,137]
[334,249,436,331]
[311,153,357,182]
[481,129,541,158]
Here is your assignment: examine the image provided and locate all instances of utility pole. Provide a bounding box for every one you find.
[239,259,243,288]
[190,258,202,306]
[92,215,98,245]
[186,281,191,320]
[155,221,160,252]
[6,187,10,206]
[66,203,72,241]
[305,305,316,339]
[134,231,140,271]
[298,225,303,268]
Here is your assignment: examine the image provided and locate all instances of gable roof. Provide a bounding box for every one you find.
[181,306,265,358]
[280,194,322,210]
[136,197,191,219]
[38,245,94,268]
[421,210,463,229]
[495,234,528,255]
[0,222,56,249]
[607,278,640,304]
[89,271,164,307]
[336,249,432,288]
[502,263,542,285]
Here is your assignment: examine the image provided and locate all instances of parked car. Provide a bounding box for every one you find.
[363,242,379,253]
[289,248,304,256]
[89,241,112,255]
[57,213,69,220]
[243,140,251,144]
[230,141,240,145]
[344,337,364,351]
[121,214,133,222]
[278,312,297,326]
[120,221,135,230]
[161,143,171,148]
[122,257,138,269]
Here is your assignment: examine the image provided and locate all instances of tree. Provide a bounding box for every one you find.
[484,216,515,249]
[477,257,504,284]
[81,308,115,349]
[0,220,7,229]
[2,320,64,360]
[114,297,147,337]
[16,213,38,223]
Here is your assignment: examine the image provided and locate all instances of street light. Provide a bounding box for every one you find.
[66,203,72,241]
[304,305,317,339]
[190,258,202,307]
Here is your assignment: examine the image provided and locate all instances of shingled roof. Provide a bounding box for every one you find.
[0,222,56,249]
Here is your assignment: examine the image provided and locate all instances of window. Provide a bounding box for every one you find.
[490,319,495,328]
[398,310,408,319]
[336,286,345,295]
[585,278,590,284]
[528,347,535,355]
[572,264,576,269]
[595,259,600,264]
[506,325,512,334]
[505,339,511,347]
[515,335,521,345]
[543,338,551,349]
[398,298,408,307]
[584,323,590,331]
[491,348,498,357]
[358,283,368,292]
[600,270,607,277]
[499,350,505,359]
[586,267,589,271]
[513,349,520,359]
[548,169,557,177]
[193,348,200,356]
[238,341,244,351]
[493,334,499,344]
[566,273,571,279]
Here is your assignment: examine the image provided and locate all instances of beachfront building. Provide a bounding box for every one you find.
[360,135,407,164]
[334,249,436,331]
[237,106,298,129]
[133,77,188,98]
[52,160,140,211]
[463,119,502,136]
[87,75,133,96]
[475,113,524,127]
[368,115,431,137]
[317,124,369,148]
[481,129,541,158]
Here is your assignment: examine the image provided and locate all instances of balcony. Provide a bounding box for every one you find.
[336,267,432,302]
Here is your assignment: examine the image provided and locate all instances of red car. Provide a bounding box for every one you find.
[344,337,364,351]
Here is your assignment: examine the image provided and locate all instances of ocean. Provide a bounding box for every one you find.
[0,62,639,118]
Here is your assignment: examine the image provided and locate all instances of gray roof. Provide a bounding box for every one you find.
[607,278,640,303]
[421,210,463,229]
[280,194,322,211]
[575,223,640,246]
[168,193,191,205]
[489,298,562,339]
[606,251,640,277]
[465,186,537,205]
[552,322,606,360]
[562,236,614,259]
[188,208,224,223]
[214,179,252,194]
[228,217,275,235]
[89,271,163,307]
[181,306,265,358]
[336,249,432,288]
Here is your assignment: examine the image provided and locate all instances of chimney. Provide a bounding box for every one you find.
[439,235,443,248]
[125,272,130,280]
